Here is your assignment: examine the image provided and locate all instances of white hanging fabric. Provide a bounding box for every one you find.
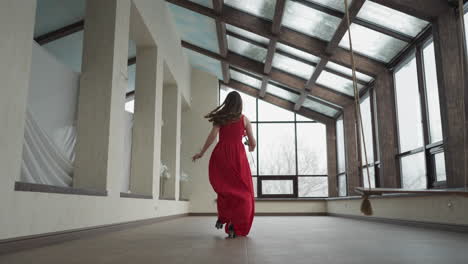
[20,110,75,187]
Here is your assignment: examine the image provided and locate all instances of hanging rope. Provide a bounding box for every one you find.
[343,0,373,215]
[458,0,468,192]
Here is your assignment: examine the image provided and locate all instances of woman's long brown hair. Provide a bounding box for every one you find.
[205,91,243,126]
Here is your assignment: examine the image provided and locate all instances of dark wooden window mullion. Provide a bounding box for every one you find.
[368,88,380,187]
[294,114,299,197]
[416,45,434,189]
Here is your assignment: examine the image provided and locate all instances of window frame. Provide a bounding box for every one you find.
[392,35,446,189]
[219,85,329,199]
[359,90,380,188]
[335,114,347,196]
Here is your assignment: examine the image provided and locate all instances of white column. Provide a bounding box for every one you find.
[73,0,130,191]
[0,0,36,192]
[160,84,181,199]
[129,47,163,196]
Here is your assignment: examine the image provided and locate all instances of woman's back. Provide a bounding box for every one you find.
[218,115,244,143]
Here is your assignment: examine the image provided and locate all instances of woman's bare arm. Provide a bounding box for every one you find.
[244,117,256,152]
[192,125,220,162]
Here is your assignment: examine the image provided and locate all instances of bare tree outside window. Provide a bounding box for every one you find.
[220,86,329,197]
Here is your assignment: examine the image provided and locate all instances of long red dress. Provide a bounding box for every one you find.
[209,115,255,236]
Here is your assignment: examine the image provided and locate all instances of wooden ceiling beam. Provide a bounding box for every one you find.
[213,0,230,83]
[212,0,223,13]
[34,20,84,45]
[354,19,412,43]
[272,0,286,35]
[263,38,277,77]
[259,76,269,98]
[225,80,334,125]
[295,59,328,110]
[326,0,366,55]
[261,0,286,97]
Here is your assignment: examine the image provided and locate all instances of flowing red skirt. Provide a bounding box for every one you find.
[209,140,255,236]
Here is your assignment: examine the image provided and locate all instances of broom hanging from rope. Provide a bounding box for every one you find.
[343,0,373,215]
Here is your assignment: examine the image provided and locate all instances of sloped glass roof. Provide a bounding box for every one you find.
[225,0,277,21]
[266,82,301,103]
[357,1,429,38]
[272,53,316,80]
[276,43,321,64]
[226,24,270,45]
[326,61,373,83]
[305,0,354,12]
[227,35,268,62]
[165,0,429,116]
[184,48,223,79]
[282,0,342,42]
[339,23,408,63]
[34,0,85,37]
[35,0,431,119]
[317,70,364,96]
[303,97,340,117]
[230,68,263,89]
[168,4,220,54]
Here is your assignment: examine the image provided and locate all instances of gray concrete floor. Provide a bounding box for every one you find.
[1,216,467,264]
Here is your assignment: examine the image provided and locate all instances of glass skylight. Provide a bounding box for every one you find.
[227,35,268,62]
[230,68,263,89]
[226,24,270,45]
[357,1,429,38]
[339,23,408,63]
[168,4,219,54]
[224,0,277,21]
[266,82,300,102]
[184,48,223,79]
[302,97,340,117]
[276,42,321,64]
[272,52,316,80]
[305,0,354,12]
[325,61,374,83]
[282,0,342,42]
[317,70,364,96]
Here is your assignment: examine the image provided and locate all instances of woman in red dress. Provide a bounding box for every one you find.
[192,91,256,238]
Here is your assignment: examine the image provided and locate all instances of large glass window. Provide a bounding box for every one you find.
[393,38,446,189]
[394,56,425,153]
[336,116,346,173]
[360,93,376,188]
[422,42,443,143]
[258,123,296,175]
[220,86,329,198]
[297,123,327,175]
[336,115,347,196]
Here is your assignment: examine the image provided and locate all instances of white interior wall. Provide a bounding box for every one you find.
[0,2,190,240]
[182,68,219,212]
[160,84,181,200]
[132,0,191,107]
